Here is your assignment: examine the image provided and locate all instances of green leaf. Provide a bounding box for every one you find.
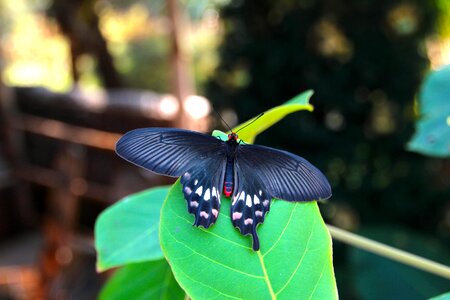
[408,64,450,157]
[231,90,314,143]
[159,181,337,300]
[212,130,228,141]
[99,260,185,300]
[95,186,170,271]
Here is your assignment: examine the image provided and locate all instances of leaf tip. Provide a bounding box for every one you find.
[96,262,106,273]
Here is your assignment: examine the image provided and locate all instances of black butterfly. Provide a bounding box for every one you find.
[116,128,331,251]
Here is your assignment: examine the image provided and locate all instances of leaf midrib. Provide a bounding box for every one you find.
[258,203,318,299]
[257,251,276,300]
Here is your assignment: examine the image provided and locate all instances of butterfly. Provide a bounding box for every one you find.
[116,127,331,251]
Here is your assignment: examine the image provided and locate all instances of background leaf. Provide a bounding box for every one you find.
[99,260,185,300]
[95,186,170,271]
[231,90,314,143]
[160,181,337,300]
[408,64,450,157]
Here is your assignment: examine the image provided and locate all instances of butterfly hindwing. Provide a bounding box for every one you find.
[116,128,226,177]
[236,143,332,202]
[231,163,272,251]
[181,157,226,228]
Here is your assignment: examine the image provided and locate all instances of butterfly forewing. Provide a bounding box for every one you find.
[181,157,226,228]
[236,144,331,202]
[116,128,226,177]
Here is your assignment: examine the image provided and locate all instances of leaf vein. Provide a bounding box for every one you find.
[174,259,245,300]
[275,217,317,296]
[306,262,326,300]
[165,228,264,279]
[170,209,251,249]
[263,203,297,257]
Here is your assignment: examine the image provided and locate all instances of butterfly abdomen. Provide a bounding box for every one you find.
[223,159,234,197]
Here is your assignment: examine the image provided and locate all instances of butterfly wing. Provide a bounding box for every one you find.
[116,127,227,228]
[236,143,332,202]
[232,143,331,250]
[116,128,226,177]
[231,164,272,251]
[181,157,226,228]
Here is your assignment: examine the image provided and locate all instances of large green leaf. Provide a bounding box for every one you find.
[99,260,185,300]
[231,90,314,143]
[95,186,170,271]
[408,64,450,157]
[159,181,337,300]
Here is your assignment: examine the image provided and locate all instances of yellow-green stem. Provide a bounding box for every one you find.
[327,224,450,280]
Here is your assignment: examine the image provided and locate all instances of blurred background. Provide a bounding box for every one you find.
[0,0,449,299]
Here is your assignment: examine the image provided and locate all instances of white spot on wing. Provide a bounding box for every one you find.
[232,212,242,220]
[184,187,192,195]
[232,191,240,205]
[238,191,246,201]
[244,218,253,225]
[204,188,211,201]
[194,179,198,185]
[259,190,262,196]
[200,211,209,219]
[254,195,260,204]
[246,194,252,207]
[183,172,191,180]
[263,200,269,207]
[212,209,219,218]
[255,210,263,217]
[190,201,199,208]
[212,187,217,198]
[195,186,203,196]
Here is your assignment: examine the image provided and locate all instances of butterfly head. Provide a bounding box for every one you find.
[228,133,239,142]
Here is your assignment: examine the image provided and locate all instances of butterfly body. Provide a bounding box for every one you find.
[116,127,331,251]
[223,134,239,197]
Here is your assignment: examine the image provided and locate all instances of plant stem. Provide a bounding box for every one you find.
[327,224,450,280]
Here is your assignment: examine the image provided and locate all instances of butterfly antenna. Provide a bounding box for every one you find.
[214,108,233,132]
[235,112,264,133]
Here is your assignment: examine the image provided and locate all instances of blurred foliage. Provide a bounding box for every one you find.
[0,0,72,91]
[436,0,450,37]
[0,0,223,93]
[96,2,171,91]
[348,227,450,299]
[408,64,450,157]
[206,0,449,298]
[96,0,223,93]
